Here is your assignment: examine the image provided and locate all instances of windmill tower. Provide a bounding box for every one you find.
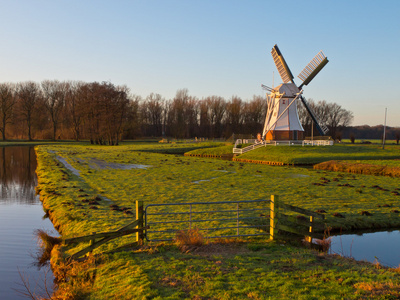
[262,45,329,141]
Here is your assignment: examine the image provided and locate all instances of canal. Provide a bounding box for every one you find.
[0,146,56,299]
[330,230,400,268]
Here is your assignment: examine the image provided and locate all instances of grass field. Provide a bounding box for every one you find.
[33,141,400,299]
[188,143,400,165]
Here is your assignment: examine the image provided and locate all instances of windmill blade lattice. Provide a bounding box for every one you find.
[298,51,328,88]
[271,45,294,84]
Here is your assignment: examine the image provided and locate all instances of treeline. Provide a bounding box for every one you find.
[297,99,354,139]
[341,125,400,142]
[0,80,355,143]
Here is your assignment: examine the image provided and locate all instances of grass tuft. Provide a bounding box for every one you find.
[175,228,204,252]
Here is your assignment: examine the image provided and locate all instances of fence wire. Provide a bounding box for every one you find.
[144,199,271,242]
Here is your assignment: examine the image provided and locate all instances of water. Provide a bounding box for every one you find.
[330,230,400,267]
[0,147,57,299]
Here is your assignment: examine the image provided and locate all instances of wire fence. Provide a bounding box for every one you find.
[144,199,271,242]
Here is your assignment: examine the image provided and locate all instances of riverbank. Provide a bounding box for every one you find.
[315,160,400,177]
[35,142,400,299]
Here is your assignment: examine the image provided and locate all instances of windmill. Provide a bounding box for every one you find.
[261,44,329,141]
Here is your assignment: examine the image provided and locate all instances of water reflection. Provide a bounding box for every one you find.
[0,146,55,299]
[330,230,400,267]
[0,147,37,205]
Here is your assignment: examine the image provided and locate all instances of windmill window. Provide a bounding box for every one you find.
[282,100,286,104]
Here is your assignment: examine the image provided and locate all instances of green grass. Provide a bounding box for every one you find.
[236,144,400,165]
[35,142,400,299]
[188,143,400,165]
[87,244,400,300]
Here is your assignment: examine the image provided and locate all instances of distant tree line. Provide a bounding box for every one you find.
[0,80,362,143]
[297,99,354,139]
[340,125,400,143]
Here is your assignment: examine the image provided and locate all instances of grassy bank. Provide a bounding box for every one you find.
[239,144,400,165]
[35,142,400,299]
[315,160,400,177]
[187,143,400,165]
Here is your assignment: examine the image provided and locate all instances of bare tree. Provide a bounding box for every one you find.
[123,94,141,139]
[325,102,354,138]
[208,96,226,138]
[225,96,243,136]
[80,82,129,145]
[0,83,16,140]
[198,98,211,138]
[41,80,68,140]
[185,96,198,138]
[82,82,101,144]
[16,82,42,140]
[298,99,353,138]
[243,95,266,135]
[65,81,85,141]
[103,83,130,145]
[168,89,190,138]
[145,93,164,136]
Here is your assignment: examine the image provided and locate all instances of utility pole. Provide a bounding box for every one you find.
[311,120,314,144]
[382,108,387,149]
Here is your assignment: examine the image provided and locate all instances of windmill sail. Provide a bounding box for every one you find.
[298,51,328,88]
[263,45,329,139]
[271,45,294,84]
[300,96,329,135]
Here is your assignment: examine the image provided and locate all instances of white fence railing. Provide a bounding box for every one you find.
[233,139,333,154]
[302,140,334,146]
[233,141,265,154]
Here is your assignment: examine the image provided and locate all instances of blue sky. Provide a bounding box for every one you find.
[0,0,399,126]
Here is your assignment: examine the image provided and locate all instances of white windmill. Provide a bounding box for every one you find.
[262,44,329,141]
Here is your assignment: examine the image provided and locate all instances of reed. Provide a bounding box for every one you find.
[35,229,61,267]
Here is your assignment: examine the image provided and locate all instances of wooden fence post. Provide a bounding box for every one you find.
[136,200,144,244]
[306,216,313,243]
[89,232,96,254]
[270,195,279,240]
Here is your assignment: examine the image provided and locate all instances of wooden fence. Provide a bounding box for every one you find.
[64,201,146,260]
[64,196,325,259]
[270,195,325,242]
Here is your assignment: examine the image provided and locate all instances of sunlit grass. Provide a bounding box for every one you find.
[187,143,400,165]
[35,142,400,299]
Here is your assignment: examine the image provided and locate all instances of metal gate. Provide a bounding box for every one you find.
[144,199,271,242]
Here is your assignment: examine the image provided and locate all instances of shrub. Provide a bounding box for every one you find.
[350,134,355,144]
[175,228,204,252]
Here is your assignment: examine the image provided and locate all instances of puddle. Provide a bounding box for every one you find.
[51,153,112,202]
[56,155,81,176]
[88,158,151,170]
[49,150,81,177]
[192,177,217,184]
[287,174,309,178]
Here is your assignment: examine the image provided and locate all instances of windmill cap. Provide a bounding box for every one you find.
[273,83,300,97]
